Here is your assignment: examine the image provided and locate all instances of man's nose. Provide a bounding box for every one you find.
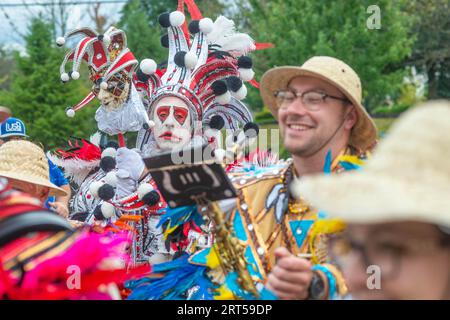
[283,97,309,116]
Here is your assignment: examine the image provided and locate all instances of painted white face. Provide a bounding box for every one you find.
[152,96,192,151]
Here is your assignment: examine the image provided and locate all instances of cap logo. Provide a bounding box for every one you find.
[5,121,24,133]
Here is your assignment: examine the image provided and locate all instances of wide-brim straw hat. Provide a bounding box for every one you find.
[260,56,377,152]
[293,100,450,228]
[0,106,11,124]
[0,140,67,197]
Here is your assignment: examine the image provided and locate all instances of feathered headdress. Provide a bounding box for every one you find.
[135,0,272,151]
[57,27,138,117]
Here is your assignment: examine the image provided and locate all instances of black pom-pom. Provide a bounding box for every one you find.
[136,68,150,83]
[105,141,119,150]
[68,71,73,78]
[188,20,200,34]
[98,184,115,201]
[209,115,225,130]
[143,122,150,130]
[142,190,160,206]
[93,204,106,220]
[238,56,253,69]
[158,12,171,28]
[100,156,116,172]
[97,34,104,42]
[160,34,169,48]
[211,80,228,95]
[244,122,259,138]
[174,51,187,67]
[226,76,243,92]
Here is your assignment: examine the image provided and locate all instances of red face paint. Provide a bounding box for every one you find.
[173,107,189,125]
[157,106,170,122]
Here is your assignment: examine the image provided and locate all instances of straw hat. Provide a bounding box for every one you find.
[0,140,67,197]
[260,56,377,152]
[0,106,11,124]
[294,100,450,228]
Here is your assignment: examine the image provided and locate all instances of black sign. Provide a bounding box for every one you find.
[143,145,237,207]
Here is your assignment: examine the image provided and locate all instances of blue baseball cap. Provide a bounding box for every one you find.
[0,117,28,139]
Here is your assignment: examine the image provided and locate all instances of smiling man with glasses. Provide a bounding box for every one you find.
[248,56,378,300]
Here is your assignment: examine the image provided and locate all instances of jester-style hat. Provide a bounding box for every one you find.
[135,0,271,137]
[57,26,138,117]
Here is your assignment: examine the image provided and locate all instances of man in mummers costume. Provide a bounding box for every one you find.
[127,56,378,300]
[51,26,167,265]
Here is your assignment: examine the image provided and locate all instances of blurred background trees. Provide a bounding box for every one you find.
[0,0,448,150]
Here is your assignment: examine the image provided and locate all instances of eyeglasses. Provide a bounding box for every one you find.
[274,89,349,111]
[329,233,450,279]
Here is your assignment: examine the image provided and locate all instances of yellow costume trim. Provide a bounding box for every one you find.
[309,219,346,264]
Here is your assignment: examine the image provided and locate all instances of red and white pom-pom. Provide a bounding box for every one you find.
[56,37,65,46]
[231,84,247,100]
[60,73,70,82]
[199,18,214,34]
[100,202,115,219]
[104,171,118,187]
[239,68,255,82]
[71,71,80,80]
[137,183,154,200]
[140,59,157,75]
[170,11,185,27]
[89,180,104,198]
[102,147,117,158]
[66,108,75,118]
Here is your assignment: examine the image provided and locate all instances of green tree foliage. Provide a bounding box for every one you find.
[0,18,96,150]
[235,0,414,112]
[403,0,450,99]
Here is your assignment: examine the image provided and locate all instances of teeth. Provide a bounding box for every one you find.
[289,124,310,131]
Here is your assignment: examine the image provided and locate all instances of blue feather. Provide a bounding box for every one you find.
[126,254,216,300]
[323,149,332,174]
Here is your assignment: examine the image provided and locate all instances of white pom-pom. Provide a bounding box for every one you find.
[104,171,118,187]
[214,148,226,163]
[66,108,75,118]
[56,37,65,46]
[215,91,231,105]
[102,147,117,158]
[147,120,155,128]
[89,180,104,198]
[239,68,255,82]
[184,52,198,69]
[60,73,70,82]
[199,18,214,34]
[140,59,157,75]
[137,183,154,200]
[102,34,111,45]
[100,202,116,219]
[71,71,80,80]
[231,84,247,100]
[169,11,185,27]
[100,81,108,90]
[289,178,303,200]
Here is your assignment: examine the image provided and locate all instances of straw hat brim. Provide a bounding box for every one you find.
[0,106,11,124]
[0,171,67,197]
[260,66,377,151]
[295,172,450,229]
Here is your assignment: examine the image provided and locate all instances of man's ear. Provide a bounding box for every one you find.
[344,105,358,130]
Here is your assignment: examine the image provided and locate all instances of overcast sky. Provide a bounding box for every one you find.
[0,0,125,51]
